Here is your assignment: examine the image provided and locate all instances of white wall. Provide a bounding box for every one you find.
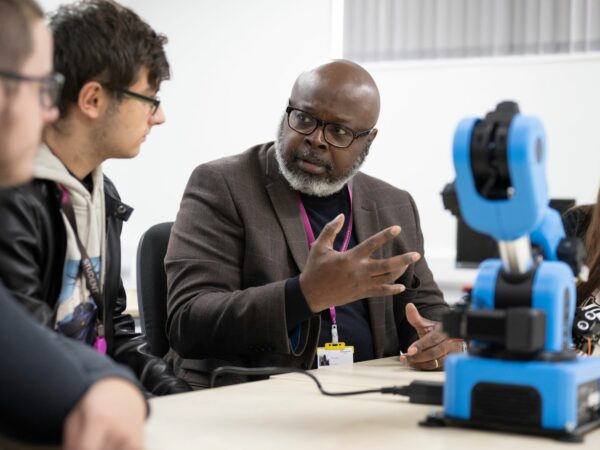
[42,0,336,286]
[38,1,600,291]
[363,54,600,270]
[107,0,336,285]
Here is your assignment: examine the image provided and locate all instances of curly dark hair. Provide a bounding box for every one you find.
[0,0,44,72]
[49,0,170,117]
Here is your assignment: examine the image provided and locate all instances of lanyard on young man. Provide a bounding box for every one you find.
[297,184,353,345]
[58,183,107,354]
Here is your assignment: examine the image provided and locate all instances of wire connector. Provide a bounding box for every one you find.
[382,380,443,405]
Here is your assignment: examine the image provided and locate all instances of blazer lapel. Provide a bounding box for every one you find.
[352,176,387,358]
[264,146,309,271]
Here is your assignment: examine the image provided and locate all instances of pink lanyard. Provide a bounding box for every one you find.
[297,186,353,344]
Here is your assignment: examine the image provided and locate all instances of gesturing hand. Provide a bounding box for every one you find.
[299,214,421,313]
[400,303,464,370]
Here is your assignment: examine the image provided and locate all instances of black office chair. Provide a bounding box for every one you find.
[136,221,174,357]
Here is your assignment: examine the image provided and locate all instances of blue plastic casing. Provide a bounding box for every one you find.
[530,207,565,261]
[471,259,575,353]
[453,115,548,241]
[444,354,600,430]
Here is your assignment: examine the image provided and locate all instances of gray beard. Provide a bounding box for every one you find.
[274,119,370,197]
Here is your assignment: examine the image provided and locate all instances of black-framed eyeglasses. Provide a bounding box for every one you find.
[0,70,64,110]
[285,106,372,149]
[116,88,161,116]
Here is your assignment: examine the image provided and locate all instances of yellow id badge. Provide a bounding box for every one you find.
[316,342,354,368]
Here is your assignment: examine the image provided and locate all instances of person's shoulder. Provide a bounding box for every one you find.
[189,142,272,180]
[101,175,133,220]
[353,172,413,203]
[102,174,120,199]
[0,179,56,211]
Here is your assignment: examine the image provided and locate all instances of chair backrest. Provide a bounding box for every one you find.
[136,221,174,357]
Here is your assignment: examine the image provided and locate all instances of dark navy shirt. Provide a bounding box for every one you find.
[284,186,375,363]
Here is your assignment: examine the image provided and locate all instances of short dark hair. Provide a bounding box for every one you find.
[50,0,170,117]
[0,0,44,72]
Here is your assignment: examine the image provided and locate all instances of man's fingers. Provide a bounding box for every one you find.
[447,339,466,354]
[367,283,405,297]
[407,355,445,371]
[369,252,420,277]
[370,253,421,288]
[371,271,402,285]
[352,226,401,258]
[406,328,447,355]
[313,214,345,249]
[405,302,437,337]
[405,341,448,363]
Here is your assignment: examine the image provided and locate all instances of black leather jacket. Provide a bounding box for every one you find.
[0,177,190,396]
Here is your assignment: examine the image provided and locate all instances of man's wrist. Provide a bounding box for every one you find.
[298,273,322,313]
[284,276,315,330]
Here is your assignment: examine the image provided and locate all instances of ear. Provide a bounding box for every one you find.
[367,128,378,143]
[77,81,109,120]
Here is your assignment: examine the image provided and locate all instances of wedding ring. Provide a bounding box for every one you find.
[434,358,439,369]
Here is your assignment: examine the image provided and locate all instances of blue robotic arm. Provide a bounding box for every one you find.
[426,102,600,441]
[453,107,548,243]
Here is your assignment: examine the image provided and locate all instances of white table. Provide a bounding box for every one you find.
[145,357,600,449]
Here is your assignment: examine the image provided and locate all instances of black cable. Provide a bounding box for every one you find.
[210,366,382,396]
[209,366,443,405]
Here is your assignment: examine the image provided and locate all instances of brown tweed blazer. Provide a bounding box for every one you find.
[165,142,448,388]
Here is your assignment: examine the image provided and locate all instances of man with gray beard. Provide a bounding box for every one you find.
[165,60,456,388]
